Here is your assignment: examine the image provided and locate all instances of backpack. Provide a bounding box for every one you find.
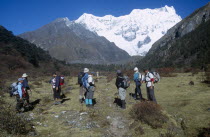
[78,72,84,85]
[9,82,18,97]
[123,76,130,89]
[151,72,160,83]
[60,76,65,85]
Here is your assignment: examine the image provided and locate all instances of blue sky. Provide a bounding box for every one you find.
[0,0,209,35]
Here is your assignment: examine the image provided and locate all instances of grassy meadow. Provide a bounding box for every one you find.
[2,72,210,137]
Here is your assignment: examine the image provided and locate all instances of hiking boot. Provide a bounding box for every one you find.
[79,99,83,103]
[121,100,126,109]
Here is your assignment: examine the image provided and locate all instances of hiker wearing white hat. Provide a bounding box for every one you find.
[22,73,30,104]
[133,67,143,100]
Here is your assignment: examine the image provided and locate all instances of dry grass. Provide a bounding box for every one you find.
[1,73,210,137]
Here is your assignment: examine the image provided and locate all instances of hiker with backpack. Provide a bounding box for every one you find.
[133,67,143,100]
[50,72,61,105]
[22,73,31,104]
[82,68,95,107]
[115,70,129,109]
[16,78,25,112]
[78,71,85,103]
[144,69,157,103]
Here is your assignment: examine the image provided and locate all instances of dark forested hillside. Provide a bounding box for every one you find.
[0,26,51,67]
[137,2,210,69]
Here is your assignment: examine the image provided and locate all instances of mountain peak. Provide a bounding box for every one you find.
[54,17,70,22]
[76,6,181,56]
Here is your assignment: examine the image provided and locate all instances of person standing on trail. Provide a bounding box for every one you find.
[144,69,157,103]
[78,71,85,103]
[22,73,30,104]
[16,78,24,112]
[133,67,143,100]
[51,72,61,105]
[115,70,127,109]
[82,68,94,107]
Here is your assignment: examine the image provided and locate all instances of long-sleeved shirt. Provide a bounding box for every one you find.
[17,82,23,98]
[82,73,89,88]
[51,76,60,88]
[22,78,29,89]
[133,72,142,82]
[145,72,154,87]
[115,76,124,89]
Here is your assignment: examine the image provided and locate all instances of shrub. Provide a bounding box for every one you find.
[0,99,34,135]
[106,73,116,83]
[157,68,177,77]
[204,64,210,84]
[130,102,168,128]
[197,127,210,137]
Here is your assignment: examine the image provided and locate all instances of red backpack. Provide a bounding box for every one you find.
[60,76,65,85]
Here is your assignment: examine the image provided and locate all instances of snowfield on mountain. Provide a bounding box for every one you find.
[75,5,182,56]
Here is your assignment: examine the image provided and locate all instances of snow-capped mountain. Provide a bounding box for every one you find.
[75,5,182,56]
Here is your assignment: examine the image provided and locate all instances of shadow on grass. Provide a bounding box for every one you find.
[61,98,71,104]
[24,99,41,112]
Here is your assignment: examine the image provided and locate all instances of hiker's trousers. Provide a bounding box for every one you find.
[146,86,157,103]
[16,95,23,111]
[79,85,86,99]
[53,87,61,99]
[119,87,126,100]
[135,81,143,99]
[86,86,94,99]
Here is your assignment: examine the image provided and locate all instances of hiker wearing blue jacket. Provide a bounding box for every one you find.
[133,67,143,100]
[16,78,24,112]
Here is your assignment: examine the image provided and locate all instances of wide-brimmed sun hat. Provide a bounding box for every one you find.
[22,73,28,78]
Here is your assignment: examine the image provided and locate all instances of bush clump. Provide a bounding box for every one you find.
[130,102,168,129]
[0,99,34,135]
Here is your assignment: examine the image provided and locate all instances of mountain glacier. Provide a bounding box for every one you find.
[74,5,182,56]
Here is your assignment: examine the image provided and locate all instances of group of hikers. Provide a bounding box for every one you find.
[10,73,31,112]
[115,67,158,109]
[77,67,159,109]
[11,67,159,112]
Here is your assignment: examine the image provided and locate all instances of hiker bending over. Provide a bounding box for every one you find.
[78,71,85,103]
[22,73,30,104]
[133,67,143,100]
[144,69,157,103]
[115,70,126,109]
[82,68,95,107]
[51,73,61,105]
[16,78,24,112]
